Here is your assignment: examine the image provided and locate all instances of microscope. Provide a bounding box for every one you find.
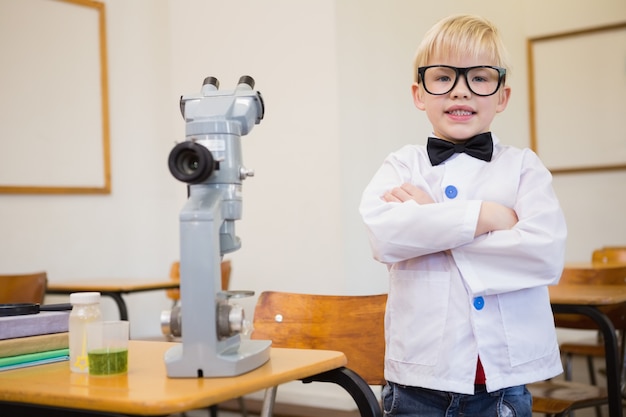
[162,75,271,378]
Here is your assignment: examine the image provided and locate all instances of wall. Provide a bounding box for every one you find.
[0,0,180,331]
[519,1,626,258]
[168,0,345,297]
[0,1,624,405]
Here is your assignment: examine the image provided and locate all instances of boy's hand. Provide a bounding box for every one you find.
[476,201,518,237]
[382,183,435,204]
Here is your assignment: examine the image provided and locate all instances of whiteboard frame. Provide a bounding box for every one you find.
[0,0,110,194]
[527,22,626,175]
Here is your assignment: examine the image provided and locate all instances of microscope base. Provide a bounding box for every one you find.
[164,339,272,378]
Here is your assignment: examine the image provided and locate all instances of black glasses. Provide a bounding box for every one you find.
[417,65,506,97]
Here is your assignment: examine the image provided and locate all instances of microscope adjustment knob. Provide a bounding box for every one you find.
[160,307,182,338]
[239,167,255,180]
[217,300,246,339]
[228,304,245,332]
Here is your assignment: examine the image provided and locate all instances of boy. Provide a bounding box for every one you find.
[359,15,567,416]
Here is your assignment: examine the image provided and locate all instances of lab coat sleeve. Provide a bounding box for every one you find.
[359,146,481,263]
[452,150,567,295]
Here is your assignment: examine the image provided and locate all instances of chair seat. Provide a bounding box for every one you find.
[561,338,605,357]
[528,380,608,415]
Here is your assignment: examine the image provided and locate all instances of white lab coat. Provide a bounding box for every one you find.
[359,134,567,394]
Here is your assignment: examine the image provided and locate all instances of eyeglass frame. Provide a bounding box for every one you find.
[417,65,507,97]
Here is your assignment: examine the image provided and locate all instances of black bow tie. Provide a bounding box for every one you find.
[427,132,493,166]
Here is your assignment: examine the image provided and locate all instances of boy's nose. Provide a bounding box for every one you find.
[451,75,471,98]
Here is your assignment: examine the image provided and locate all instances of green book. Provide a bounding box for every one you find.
[0,348,69,370]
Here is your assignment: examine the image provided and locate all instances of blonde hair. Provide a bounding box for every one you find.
[413,15,511,82]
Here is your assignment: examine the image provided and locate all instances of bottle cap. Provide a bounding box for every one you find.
[70,292,101,305]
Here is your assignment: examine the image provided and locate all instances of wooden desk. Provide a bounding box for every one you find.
[0,341,354,416]
[549,284,626,417]
[566,261,626,269]
[47,279,179,321]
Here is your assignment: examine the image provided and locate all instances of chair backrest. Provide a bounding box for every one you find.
[0,272,48,304]
[592,246,626,265]
[251,291,387,386]
[559,264,626,285]
[166,260,232,301]
[554,264,626,330]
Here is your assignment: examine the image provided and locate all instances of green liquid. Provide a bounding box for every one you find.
[88,348,128,375]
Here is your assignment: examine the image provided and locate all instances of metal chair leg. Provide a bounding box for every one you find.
[260,386,278,417]
[564,353,573,381]
[237,397,248,417]
[587,355,597,385]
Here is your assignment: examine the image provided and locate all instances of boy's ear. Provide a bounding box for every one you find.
[496,85,511,113]
[411,82,426,111]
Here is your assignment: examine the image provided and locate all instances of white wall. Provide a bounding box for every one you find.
[0,0,181,331]
[1,0,625,346]
[168,0,346,295]
[518,0,626,258]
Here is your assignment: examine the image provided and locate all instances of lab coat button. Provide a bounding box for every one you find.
[445,185,458,199]
[473,296,485,310]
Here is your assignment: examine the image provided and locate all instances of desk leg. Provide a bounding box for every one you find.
[102,292,129,321]
[302,367,382,417]
[552,304,622,417]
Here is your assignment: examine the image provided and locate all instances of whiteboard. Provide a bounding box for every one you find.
[0,0,110,194]
[527,23,626,174]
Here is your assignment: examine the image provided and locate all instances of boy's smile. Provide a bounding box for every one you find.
[412,54,510,144]
[446,105,476,122]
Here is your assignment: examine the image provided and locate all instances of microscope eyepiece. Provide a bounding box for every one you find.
[168,141,216,184]
[237,75,255,89]
[203,76,220,89]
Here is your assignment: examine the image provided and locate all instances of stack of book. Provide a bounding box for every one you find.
[0,311,70,371]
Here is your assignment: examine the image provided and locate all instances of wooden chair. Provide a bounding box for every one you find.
[165,259,232,307]
[0,271,47,304]
[251,291,387,417]
[528,381,608,416]
[592,246,626,265]
[528,264,626,417]
[560,257,626,387]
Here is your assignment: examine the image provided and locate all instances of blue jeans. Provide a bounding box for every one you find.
[382,382,532,417]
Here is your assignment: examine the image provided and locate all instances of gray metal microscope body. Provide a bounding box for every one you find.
[164,76,271,378]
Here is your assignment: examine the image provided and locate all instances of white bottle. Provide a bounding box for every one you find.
[69,292,102,373]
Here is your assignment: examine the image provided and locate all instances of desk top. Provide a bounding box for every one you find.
[0,340,347,415]
[549,284,626,306]
[565,261,626,269]
[47,279,179,293]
